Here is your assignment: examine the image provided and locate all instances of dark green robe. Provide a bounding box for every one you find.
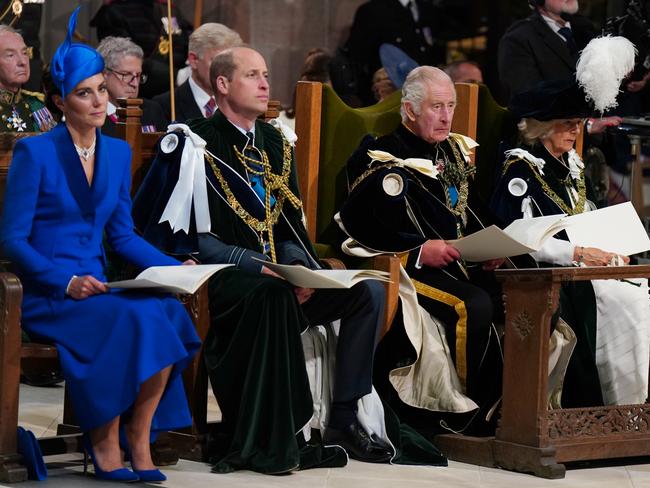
[186,112,345,473]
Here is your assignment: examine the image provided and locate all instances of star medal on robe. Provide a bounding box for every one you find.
[7,107,26,131]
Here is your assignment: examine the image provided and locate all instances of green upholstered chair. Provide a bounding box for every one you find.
[314,85,401,245]
[473,84,517,206]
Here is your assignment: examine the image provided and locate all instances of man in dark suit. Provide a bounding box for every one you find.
[498,0,597,103]
[91,0,192,99]
[97,36,168,135]
[340,0,445,105]
[153,23,242,123]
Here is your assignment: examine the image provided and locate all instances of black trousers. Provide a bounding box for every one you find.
[301,281,386,403]
[197,233,386,403]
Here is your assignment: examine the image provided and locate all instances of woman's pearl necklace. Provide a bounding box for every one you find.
[74,138,96,162]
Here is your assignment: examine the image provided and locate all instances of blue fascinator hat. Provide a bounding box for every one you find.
[379,43,419,89]
[51,7,104,97]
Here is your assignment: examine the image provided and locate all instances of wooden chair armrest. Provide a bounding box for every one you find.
[371,255,401,338]
[320,257,346,270]
[179,284,210,433]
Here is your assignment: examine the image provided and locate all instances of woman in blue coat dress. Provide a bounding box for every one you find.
[0,9,200,482]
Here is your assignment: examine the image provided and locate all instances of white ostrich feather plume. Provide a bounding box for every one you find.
[576,36,636,113]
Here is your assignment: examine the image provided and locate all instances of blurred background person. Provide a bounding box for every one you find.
[0,25,55,133]
[371,67,397,102]
[91,0,193,98]
[281,48,332,129]
[153,22,242,123]
[444,60,484,84]
[97,36,168,134]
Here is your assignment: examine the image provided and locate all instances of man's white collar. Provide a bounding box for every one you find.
[188,74,213,115]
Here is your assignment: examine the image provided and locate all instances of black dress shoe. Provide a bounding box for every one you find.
[323,420,393,463]
[20,370,64,387]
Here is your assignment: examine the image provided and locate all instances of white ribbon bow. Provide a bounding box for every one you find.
[504,148,546,175]
[158,123,211,234]
[367,149,439,179]
[567,149,584,180]
[269,117,298,146]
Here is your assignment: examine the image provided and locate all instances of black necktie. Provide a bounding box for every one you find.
[558,26,578,56]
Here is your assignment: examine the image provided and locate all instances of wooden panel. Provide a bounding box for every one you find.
[294,81,322,242]
[0,273,26,482]
[452,82,479,165]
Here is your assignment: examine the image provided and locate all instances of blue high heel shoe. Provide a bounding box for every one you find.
[119,431,167,483]
[130,467,167,483]
[82,435,140,483]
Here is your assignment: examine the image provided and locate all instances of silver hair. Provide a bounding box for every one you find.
[189,23,242,58]
[400,66,455,122]
[517,118,556,145]
[97,36,144,70]
[0,24,21,38]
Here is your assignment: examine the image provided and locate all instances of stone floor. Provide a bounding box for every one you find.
[7,383,650,487]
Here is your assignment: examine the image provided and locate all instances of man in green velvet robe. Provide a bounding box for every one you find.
[183,46,393,473]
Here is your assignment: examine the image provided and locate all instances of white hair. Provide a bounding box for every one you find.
[0,24,21,38]
[188,23,242,58]
[400,66,455,122]
[517,118,556,145]
[97,36,144,70]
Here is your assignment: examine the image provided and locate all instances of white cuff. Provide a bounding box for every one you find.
[531,237,574,266]
[414,245,424,269]
[65,275,77,296]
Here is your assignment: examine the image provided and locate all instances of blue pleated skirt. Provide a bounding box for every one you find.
[21,290,201,432]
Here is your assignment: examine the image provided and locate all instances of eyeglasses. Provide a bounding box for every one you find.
[557,119,582,130]
[107,68,148,85]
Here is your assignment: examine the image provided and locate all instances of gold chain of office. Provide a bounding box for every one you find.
[0,0,23,25]
[503,156,587,215]
[436,141,471,218]
[204,139,302,263]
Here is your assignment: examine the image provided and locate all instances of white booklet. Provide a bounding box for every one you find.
[255,259,392,289]
[106,264,233,294]
[447,202,650,262]
[447,214,568,262]
[564,201,650,256]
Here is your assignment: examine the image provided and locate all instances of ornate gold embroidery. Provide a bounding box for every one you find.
[503,156,587,216]
[204,137,301,263]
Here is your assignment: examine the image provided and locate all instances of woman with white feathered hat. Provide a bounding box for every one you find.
[491,36,650,409]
